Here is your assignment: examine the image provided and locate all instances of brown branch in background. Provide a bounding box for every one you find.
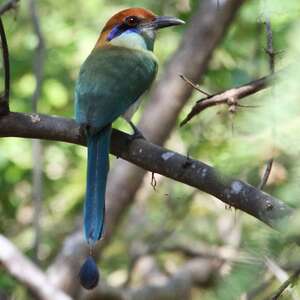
[180,73,275,126]
[258,158,273,190]
[271,267,300,300]
[0,229,217,300]
[28,0,45,263]
[0,0,19,16]
[0,18,10,115]
[87,257,220,300]
[0,234,71,300]
[89,202,238,300]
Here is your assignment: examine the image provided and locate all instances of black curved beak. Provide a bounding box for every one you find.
[153,16,185,30]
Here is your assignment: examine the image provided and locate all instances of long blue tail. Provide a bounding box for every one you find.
[84,125,111,244]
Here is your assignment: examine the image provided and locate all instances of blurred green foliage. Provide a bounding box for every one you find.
[1,0,300,299]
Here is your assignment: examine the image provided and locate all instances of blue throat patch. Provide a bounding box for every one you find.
[107,25,139,42]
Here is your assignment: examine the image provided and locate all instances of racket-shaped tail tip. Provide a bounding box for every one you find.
[79,256,100,289]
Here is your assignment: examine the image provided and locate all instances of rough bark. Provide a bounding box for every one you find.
[0,112,293,229]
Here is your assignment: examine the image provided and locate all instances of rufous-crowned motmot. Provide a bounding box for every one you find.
[75,7,184,289]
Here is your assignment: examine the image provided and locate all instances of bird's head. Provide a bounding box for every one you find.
[96,8,185,51]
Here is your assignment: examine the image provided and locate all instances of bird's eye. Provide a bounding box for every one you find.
[125,16,140,27]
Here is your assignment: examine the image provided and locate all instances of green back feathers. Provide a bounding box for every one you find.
[75,45,157,130]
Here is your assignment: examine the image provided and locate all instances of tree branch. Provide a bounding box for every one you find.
[0,230,219,300]
[180,72,276,126]
[0,17,10,115]
[0,234,71,300]
[86,257,221,300]
[0,111,293,228]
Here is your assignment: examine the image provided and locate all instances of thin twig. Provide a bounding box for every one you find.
[31,139,43,262]
[263,11,276,191]
[265,16,275,74]
[180,74,210,96]
[28,0,45,112]
[236,104,259,108]
[252,20,263,77]
[28,0,45,263]
[0,0,19,16]
[259,159,273,190]
[180,73,276,126]
[271,267,300,300]
[0,17,10,115]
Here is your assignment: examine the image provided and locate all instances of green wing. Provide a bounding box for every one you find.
[75,46,158,130]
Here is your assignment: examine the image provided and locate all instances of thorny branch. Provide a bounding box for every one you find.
[180,12,281,128]
[180,72,276,126]
[180,74,210,96]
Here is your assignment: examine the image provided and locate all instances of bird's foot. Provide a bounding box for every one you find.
[128,121,146,140]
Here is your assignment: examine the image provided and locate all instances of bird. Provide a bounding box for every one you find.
[75,7,184,289]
